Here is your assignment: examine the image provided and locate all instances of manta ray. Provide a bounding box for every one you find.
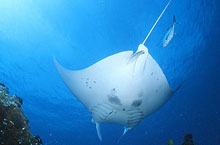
[54,0,181,141]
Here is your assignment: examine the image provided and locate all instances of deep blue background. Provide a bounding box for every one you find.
[0,0,220,145]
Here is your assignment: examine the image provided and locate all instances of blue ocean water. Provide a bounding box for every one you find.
[0,0,220,144]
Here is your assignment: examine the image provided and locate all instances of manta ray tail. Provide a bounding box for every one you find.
[142,0,173,45]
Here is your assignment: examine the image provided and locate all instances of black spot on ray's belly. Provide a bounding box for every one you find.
[151,72,154,76]
[81,77,97,89]
[131,99,142,107]
[108,96,122,105]
[107,88,122,105]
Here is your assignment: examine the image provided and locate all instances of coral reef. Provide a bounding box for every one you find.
[182,134,194,145]
[0,83,42,145]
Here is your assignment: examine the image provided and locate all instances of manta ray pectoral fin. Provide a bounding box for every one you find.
[95,122,102,141]
[173,81,185,94]
[53,56,74,86]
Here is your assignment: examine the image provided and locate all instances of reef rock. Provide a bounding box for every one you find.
[182,134,194,145]
[0,83,42,145]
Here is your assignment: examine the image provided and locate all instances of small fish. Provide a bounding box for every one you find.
[168,139,174,145]
[162,16,178,47]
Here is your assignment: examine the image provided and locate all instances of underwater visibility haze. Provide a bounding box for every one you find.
[0,0,220,145]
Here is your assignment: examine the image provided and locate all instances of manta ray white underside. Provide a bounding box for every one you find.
[54,0,179,141]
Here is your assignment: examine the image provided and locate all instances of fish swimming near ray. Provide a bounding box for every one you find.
[54,0,181,141]
[162,16,178,48]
